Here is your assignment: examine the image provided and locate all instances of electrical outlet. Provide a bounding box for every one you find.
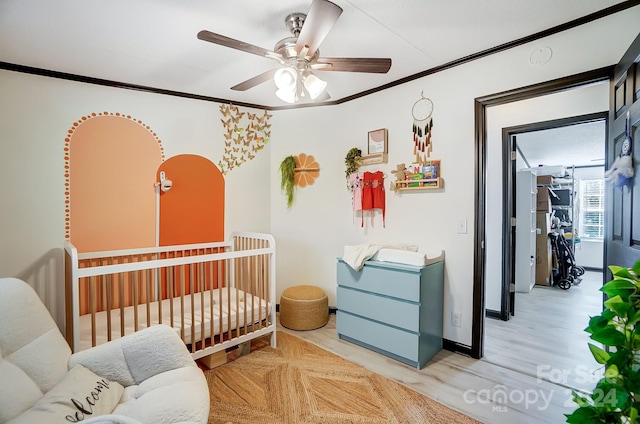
[452,312,462,327]
[456,218,467,234]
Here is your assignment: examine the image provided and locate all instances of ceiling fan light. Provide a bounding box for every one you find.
[274,67,297,89]
[303,73,327,100]
[275,87,296,103]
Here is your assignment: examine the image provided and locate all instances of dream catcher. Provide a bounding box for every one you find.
[411,92,434,164]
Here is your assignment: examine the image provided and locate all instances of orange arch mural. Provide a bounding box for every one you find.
[66,113,164,252]
[158,154,224,245]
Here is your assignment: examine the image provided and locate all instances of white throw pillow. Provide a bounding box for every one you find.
[8,365,124,424]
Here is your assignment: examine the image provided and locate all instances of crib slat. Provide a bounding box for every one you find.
[179,263,185,342]
[189,261,195,353]
[145,269,154,327]
[89,276,96,347]
[66,233,276,359]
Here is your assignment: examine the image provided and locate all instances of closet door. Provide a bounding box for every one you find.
[515,170,536,293]
[606,32,640,273]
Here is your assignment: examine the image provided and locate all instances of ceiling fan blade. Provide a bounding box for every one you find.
[295,0,343,56]
[314,57,392,73]
[198,30,283,61]
[230,69,277,91]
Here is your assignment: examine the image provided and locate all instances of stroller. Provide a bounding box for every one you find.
[549,231,585,290]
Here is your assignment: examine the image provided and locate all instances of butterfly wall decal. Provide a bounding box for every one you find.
[218,103,273,174]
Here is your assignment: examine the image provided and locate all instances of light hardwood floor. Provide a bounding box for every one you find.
[279,271,604,424]
[484,270,604,392]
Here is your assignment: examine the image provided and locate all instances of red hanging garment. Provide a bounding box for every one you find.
[361,171,385,227]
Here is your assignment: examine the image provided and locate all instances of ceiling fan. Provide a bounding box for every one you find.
[197,0,392,104]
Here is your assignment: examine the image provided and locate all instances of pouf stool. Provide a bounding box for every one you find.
[280,285,329,330]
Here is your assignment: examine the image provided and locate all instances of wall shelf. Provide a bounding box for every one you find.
[391,178,443,191]
[359,152,388,165]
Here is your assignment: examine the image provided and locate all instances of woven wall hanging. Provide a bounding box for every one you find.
[411,92,434,165]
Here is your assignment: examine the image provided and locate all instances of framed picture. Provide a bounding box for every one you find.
[367,128,388,154]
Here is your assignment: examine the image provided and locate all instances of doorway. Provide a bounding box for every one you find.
[482,115,607,391]
[501,113,607,319]
[469,67,612,360]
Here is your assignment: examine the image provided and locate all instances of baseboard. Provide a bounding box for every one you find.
[581,266,603,272]
[443,339,474,357]
[485,309,503,320]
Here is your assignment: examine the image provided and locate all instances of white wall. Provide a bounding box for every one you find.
[0,70,271,331]
[2,7,638,346]
[271,9,640,346]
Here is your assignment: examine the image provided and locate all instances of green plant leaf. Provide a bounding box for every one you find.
[571,390,591,407]
[613,267,636,280]
[604,295,631,317]
[602,309,617,321]
[588,343,610,364]
[590,326,626,346]
[629,309,640,326]
[587,315,611,333]
[604,364,619,380]
[631,260,640,276]
[601,279,637,301]
[607,349,632,371]
[565,406,599,423]
[614,388,629,409]
[630,407,638,424]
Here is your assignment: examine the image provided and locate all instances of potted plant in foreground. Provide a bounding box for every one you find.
[566,259,640,423]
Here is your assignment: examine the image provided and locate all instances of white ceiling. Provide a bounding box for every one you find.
[0,0,629,109]
[517,120,606,169]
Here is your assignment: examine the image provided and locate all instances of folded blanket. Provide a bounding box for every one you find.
[342,244,418,271]
[372,249,444,267]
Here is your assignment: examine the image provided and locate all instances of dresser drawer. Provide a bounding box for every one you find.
[337,311,418,362]
[337,286,419,332]
[337,260,420,302]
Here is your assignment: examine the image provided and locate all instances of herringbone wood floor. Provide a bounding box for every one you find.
[204,331,481,424]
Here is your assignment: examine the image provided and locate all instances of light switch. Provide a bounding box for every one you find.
[457,218,467,234]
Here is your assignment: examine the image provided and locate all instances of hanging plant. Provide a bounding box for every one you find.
[345,148,362,188]
[279,155,297,208]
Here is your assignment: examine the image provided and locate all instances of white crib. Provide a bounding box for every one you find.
[64,232,276,360]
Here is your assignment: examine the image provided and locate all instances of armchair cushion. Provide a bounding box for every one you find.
[69,325,196,387]
[0,278,210,424]
[8,364,124,424]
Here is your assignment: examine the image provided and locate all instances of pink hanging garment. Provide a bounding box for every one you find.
[348,172,363,223]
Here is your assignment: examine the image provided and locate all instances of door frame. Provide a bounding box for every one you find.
[499,112,609,321]
[469,66,613,359]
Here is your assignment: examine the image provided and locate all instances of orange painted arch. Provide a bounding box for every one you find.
[158,154,224,245]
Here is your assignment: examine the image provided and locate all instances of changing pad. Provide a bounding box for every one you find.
[372,249,444,267]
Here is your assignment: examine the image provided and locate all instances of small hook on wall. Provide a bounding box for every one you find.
[159,171,173,192]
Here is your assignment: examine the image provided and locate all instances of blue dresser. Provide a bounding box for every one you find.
[336,258,444,369]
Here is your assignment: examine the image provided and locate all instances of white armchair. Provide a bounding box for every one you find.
[0,277,210,424]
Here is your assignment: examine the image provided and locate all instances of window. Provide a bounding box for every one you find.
[579,179,604,239]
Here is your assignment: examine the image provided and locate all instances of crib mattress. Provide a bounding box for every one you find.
[371,249,444,267]
[78,288,270,351]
